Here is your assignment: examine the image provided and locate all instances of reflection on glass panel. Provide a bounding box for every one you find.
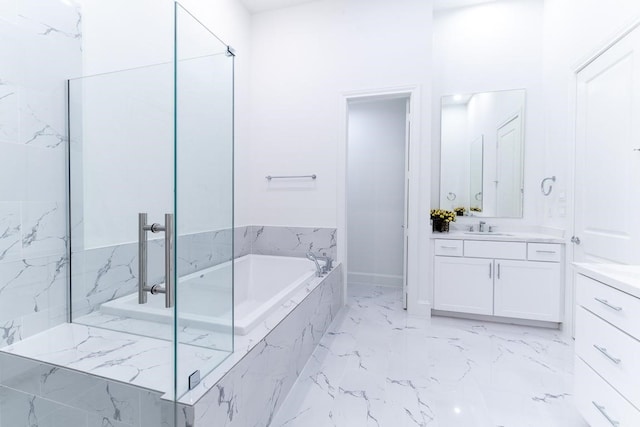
[68,63,174,329]
[439,89,525,218]
[174,2,234,398]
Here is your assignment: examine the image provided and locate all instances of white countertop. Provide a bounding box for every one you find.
[574,263,640,299]
[430,230,564,244]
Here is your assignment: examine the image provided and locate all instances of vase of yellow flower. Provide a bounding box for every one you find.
[430,209,456,232]
[454,206,466,216]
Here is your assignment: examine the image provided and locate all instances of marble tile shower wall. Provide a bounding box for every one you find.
[72,225,337,316]
[0,1,82,347]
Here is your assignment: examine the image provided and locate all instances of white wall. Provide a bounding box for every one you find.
[347,98,406,287]
[541,0,640,231]
[77,0,252,247]
[247,0,433,228]
[432,0,545,228]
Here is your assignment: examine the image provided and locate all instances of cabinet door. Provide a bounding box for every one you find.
[494,259,562,321]
[434,256,494,315]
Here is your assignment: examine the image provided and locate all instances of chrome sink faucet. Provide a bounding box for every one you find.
[306,252,334,276]
[479,221,486,233]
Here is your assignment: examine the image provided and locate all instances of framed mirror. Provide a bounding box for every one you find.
[439,89,526,218]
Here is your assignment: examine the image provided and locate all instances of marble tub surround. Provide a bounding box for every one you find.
[270,284,585,427]
[71,225,336,318]
[0,0,82,347]
[242,225,337,260]
[179,264,344,426]
[71,228,235,318]
[0,352,164,427]
[176,264,343,405]
[573,263,640,298]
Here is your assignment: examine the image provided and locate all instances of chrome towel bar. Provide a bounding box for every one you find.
[266,174,317,181]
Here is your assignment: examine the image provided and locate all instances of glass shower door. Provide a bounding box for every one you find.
[68,0,234,410]
[173,2,234,398]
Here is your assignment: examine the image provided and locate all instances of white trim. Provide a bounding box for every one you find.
[432,310,561,329]
[575,19,640,73]
[338,85,422,313]
[347,272,403,288]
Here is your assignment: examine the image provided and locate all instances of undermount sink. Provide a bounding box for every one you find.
[464,232,513,236]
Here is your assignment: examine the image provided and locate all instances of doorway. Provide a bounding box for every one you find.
[346,96,410,307]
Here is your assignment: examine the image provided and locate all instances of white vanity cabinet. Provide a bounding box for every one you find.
[433,238,563,323]
[573,265,640,427]
[434,257,494,315]
[493,259,562,321]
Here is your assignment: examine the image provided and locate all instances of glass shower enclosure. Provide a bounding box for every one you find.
[68,2,234,404]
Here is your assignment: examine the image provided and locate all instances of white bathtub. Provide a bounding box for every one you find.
[100,254,317,335]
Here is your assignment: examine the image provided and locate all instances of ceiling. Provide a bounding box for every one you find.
[240,0,316,13]
[433,0,497,11]
[241,0,498,14]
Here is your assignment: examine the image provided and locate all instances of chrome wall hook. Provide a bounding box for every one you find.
[541,176,556,196]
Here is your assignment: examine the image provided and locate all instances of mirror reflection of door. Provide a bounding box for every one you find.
[496,113,523,217]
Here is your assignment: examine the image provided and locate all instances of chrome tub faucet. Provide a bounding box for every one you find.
[306,252,334,276]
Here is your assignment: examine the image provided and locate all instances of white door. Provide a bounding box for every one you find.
[434,256,494,315]
[493,259,562,322]
[574,26,640,265]
[496,113,523,217]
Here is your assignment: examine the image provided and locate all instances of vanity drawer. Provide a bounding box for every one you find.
[527,243,561,262]
[575,357,640,427]
[576,307,640,408]
[577,274,640,340]
[434,239,463,257]
[463,240,526,260]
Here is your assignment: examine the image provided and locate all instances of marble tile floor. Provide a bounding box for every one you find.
[270,284,587,427]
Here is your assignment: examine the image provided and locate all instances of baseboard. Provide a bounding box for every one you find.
[347,271,402,287]
[431,310,561,329]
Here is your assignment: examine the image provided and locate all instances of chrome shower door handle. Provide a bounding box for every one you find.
[138,212,174,308]
[138,213,149,304]
[164,213,175,309]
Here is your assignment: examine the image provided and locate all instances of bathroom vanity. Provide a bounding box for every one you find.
[431,232,565,325]
[573,263,640,426]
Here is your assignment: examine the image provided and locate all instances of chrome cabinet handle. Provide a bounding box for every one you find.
[440,246,458,249]
[594,297,623,311]
[535,250,556,254]
[497,263,501,279]
[592,401,620,427]
[593,344,621,364]
[489,262,492,279]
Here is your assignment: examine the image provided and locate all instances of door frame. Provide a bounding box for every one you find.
[338,85,420,310]
[566,19,640,336]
